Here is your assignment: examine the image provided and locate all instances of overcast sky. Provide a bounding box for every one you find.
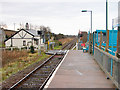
[0,0,119,35]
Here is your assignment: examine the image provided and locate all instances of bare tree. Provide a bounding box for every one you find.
[46,27,51,32]
[29,23,34,30]
[19,23,25,29]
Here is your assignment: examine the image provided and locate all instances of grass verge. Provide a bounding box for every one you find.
[0,52,50,82]
[54,45,62,50]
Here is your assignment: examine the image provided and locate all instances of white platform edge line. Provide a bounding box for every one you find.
[44,50,70,89]
[71,45,76,50]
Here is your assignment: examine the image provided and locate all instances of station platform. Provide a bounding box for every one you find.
[45,50,115,88]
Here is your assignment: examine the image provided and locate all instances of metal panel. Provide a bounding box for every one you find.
[94,46,120,88]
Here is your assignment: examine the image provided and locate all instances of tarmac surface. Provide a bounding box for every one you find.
[46,50,115,88]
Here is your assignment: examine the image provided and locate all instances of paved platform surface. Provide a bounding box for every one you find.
[47,50,115,88]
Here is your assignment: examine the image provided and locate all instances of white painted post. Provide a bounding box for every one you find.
[27,46,29,51]
[76,43,78,50]
[38,39,40,55]
[40,37,41,54]
[53,43,55,50]
[45,44,48,51]
[19,47,21,51]
[11,47,13,51]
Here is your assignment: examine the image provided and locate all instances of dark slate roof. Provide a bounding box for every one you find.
[27,29,39,36]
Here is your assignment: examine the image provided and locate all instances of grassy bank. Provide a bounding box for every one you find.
[54,45,62,50]
[0,51,50,82]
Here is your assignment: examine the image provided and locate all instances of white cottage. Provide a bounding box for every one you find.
[4,29,44,49]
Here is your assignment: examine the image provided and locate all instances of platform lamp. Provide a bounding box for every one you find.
[81,10,93,54]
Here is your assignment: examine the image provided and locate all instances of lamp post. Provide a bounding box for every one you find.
[81,10,92,33]
[105,0,109,52]
[81,10,92,54]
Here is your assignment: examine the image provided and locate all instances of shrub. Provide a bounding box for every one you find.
[58,41,62,46]
[30,46,35,54]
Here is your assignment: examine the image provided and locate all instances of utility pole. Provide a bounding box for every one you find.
[37,31,42,55]
[90,11,92,54]
[39,35,41,54]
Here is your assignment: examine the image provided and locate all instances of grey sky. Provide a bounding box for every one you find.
[0,0,119,35]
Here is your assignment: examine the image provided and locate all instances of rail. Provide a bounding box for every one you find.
[94,46,120,89]
[61,38,77,50]
[9,54,56,90]
[100,46,116,55]
[6,39,76,90]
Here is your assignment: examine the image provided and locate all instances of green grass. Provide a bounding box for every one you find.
[0,44,2,47]
[0,43,5,48]
[54,45,62,50]
[73,47,76,50]
[0,52,50,82]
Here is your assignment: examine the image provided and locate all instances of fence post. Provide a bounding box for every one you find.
[93,32,95,54]
[118,2,120,88]
[116,26,120,58]
[105,30,109,52]
[89,33,91,54]
[118,60,120,89]
[99,31,102,49]
[76,43,78,50]
[117,27,120,88]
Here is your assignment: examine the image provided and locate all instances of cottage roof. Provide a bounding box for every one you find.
[27,29,39,36]
[4,29,42,42]
[4,29,35,42]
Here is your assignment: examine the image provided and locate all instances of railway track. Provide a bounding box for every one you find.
[7,38,77,90]
[62,38,77,50]
[9,54,64,90]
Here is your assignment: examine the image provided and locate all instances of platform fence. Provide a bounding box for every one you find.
[94,46,120,89]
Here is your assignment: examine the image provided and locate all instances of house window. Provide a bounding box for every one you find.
[23,40,26,46]
[36,40,38,45]
[34,39,39,45]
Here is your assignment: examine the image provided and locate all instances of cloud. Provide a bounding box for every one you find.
[0,0,119,3]
[0,0,119,35]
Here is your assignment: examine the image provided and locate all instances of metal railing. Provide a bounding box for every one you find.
[94,46,120,89]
